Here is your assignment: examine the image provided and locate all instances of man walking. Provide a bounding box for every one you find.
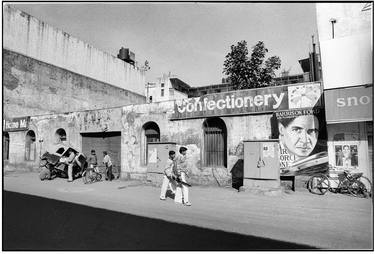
[160,151,177,200]
[103,151,113,181]
[174,147,191,206]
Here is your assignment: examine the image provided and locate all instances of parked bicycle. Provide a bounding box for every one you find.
[307,169,372,198]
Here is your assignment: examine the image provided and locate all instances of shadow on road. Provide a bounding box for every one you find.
[3,191,317,250]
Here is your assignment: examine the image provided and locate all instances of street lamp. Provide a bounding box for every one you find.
[329,18,337,39]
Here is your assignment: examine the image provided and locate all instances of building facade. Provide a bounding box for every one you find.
[316,3,373,181]
[145,73,189,103]
[3,6,147,169]
[7,82,325,189]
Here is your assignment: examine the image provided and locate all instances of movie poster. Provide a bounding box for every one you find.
[334,143,359,169]
[271,108,328,174]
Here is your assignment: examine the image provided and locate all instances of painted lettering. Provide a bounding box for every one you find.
[337,98,346,107]
[217,99,225,109]
[272,93,285,109]
[207,100,216,110]
[253,95,263,106]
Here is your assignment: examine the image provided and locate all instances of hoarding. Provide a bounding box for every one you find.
[171,82,322,120]
[271,108,328,173]
[3,117,30,132]
[324,85,373,123]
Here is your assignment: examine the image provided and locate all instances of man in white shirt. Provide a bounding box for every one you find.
[174,147,191,206]
[160,151,177,200]
[103,151,113,181]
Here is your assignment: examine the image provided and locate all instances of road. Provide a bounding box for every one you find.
[3,171,373,250]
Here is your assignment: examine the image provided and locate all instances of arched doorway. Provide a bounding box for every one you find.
[25,130,36,161]
[142,122,160,165]
[3,132,9,160]
[203,117,227,167]
[55,128,67,143]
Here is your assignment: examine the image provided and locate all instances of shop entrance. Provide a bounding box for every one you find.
[3,132,9,160]
[25,130,36,161]
[81,132,121,170]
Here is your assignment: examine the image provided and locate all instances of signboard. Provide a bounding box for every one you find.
[324,85,373,123]
[3,116,30,132]
[271,108,328,173]
[171,82,322,120]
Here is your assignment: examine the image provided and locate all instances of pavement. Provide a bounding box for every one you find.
[3,171,374,250]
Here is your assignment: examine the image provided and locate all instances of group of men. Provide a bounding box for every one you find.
[160,147,191,206]
[64,146,192,206]
[66,149,113,182]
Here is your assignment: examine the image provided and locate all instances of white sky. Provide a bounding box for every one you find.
[12,3,318,87]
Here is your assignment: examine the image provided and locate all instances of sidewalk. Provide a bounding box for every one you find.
[3,171,373,250]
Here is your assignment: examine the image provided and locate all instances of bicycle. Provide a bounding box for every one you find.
[82,165,120,184]
[308,169,372,198]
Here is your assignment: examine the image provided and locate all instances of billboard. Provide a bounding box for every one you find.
[171,82,322,120]
[271,108,328,174]
[3,116,30,132]
[324,85,373,123]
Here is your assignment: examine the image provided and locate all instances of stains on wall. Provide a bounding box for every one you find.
[121,102,272,185]
[3,49,145,118]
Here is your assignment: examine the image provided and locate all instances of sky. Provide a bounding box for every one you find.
[12,3,318,87]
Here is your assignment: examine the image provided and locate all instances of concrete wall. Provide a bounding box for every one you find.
[3,5,146,95]
[316,3,372,89]
[316,3,372,41]
[5,108,122,170]
[6,100,272,186]
[3,49,145,118]
[121,101,272,185]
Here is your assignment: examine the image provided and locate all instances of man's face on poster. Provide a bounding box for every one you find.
[279,115,319,159]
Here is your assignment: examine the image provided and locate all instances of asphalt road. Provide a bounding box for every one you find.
[3,191,315,250]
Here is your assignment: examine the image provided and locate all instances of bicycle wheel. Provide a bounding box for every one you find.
[348,180,367,198]
[308,174,330,195]
[359,176,372,198]
[96,172,102,181]
[83,170,94,184]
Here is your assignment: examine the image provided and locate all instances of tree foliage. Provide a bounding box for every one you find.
[223,41,281,89]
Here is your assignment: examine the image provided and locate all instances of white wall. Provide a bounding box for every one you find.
[316,3,372,89]
[320,34,372,88]
[3,5,146,96]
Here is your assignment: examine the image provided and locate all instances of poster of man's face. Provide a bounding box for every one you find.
[272,108,327,171]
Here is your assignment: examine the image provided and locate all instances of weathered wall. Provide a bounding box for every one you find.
[121,101,272,185]
[3,5,146,95]
[5,108,122,170]
[3,49,145,118]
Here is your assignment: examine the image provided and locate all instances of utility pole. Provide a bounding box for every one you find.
[329,18,337,39]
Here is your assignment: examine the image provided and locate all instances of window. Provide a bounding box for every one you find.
[161,89,164,97]
[25,130,36,161]
[3,132,9,160]
[56,128,67,142]
[149,96,153,103]
[203,118,227,167]
[142,122,160,165]
[161,83,165,87]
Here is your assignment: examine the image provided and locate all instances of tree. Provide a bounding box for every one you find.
[223,40,281,89]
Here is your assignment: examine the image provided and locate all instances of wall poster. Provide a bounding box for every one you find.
[334,142,359,170]
[272,107,328,174]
